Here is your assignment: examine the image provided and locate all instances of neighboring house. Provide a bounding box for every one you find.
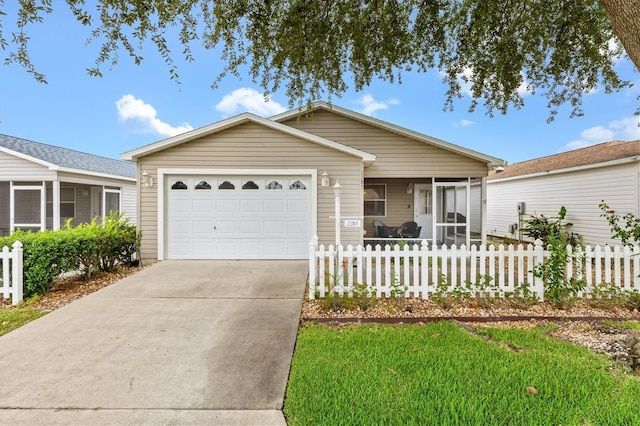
[487,140,640,246]
[0,134,137,236]
[121,102,503,261]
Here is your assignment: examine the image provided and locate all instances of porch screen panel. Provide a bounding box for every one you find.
[14,190,41,225]
[105,191,120,215]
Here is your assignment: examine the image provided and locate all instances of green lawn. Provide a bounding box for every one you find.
[284,322,640,425]
[0,306,46,336]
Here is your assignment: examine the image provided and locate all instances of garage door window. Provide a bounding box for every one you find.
[290,180,307,190]
[218,181,235,190]
[195,180,211,190]
[266,180,283,189]
[242,180,259,190]
[171,181,188,190]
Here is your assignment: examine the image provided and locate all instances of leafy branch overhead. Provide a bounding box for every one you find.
[2,0,638,119]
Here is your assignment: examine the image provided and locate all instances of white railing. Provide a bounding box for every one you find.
[307,236,640,301]
[1,241,24,305]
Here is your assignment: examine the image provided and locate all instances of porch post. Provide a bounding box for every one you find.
[52,180,60,230]
[334,181,342,246]
[480,176,487,246]
[9,181,14,233]
[40,181,46,231]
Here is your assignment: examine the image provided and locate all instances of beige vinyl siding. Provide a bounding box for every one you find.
[137,122,363,260]
[282,110,488,178]
[0,151,56,180]
[487,162,640,246]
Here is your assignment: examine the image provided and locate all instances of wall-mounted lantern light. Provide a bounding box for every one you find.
[321,170,330,187]
[142,170,154,187]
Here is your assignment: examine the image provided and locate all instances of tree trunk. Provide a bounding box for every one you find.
[599,0,640,72]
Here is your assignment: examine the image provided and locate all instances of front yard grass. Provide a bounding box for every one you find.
[284,321,640,425]
[0,304,46,336]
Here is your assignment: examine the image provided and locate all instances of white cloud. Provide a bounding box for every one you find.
[454,119,474,127]
[355,94,400,116]
[561,116,640,151]
[215,88,286,116]
[116,94,192,138]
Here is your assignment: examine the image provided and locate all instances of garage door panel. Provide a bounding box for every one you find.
[263,199,286,213]
[240,199,261,213]
[191,221,216,235]
[287,198,310,213]
[287,220,309,234]
[216,220,238,234]
[167,174,311,259]
[193,199,214,212]
[263,220,286,234]
[216,200,239,213]
[240,221,262,235]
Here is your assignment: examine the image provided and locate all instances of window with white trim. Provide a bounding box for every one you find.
[364,184,386,217]
[46,187,76,218]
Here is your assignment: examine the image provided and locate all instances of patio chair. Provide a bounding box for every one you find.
[377,224,399,239]
[372,220,386,237]
[399,221,421,238]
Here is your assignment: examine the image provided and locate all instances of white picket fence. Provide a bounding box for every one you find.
[1,241,24,305]
[307,237,640,301]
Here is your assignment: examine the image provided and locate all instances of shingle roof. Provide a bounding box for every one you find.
[0,134,136,179]
[489,140,640,180]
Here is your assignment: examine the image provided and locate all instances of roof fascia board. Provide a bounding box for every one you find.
[271,102,503,167]
[120,112,376,165]
[0,146,59,170]
[489,156,640,183]
[56,166,136,182]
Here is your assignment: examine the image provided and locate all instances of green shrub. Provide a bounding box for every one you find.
[0,213,141,298]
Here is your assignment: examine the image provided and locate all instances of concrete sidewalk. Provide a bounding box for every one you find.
[0,260,308,425]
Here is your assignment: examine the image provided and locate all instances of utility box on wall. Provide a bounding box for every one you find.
[517,202,526,214]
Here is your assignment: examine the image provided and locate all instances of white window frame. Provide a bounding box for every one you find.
[364,183,387,217]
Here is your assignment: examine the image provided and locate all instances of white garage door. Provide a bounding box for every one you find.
[166,175,311,259]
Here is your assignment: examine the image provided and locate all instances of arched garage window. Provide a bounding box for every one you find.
[242,180,259,190]
[218,181,235,190]
[266,180,283,189]
[171,181,188,190]
[289,180,307,190]
[195,181,211,190]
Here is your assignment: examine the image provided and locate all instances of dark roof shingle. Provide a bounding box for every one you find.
[489,140,640,180]
[0,134,136,178]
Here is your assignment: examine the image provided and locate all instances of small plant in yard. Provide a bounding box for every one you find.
[505,283,540,309]
[599,201,640,247]
[527,207,586,308]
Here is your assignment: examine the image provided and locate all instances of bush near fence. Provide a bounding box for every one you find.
[0,213,141,298]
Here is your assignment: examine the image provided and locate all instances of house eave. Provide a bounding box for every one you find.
[56,166,137,182]
[489,155,640,183]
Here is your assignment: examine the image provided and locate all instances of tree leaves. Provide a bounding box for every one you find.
[1,0,633,118]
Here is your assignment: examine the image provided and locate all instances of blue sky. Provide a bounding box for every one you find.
[1,4,639,165]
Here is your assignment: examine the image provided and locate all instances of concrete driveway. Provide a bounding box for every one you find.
[0,260,308,425]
